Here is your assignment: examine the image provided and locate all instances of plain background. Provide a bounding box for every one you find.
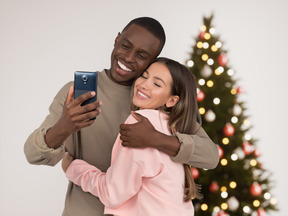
[1,0,287,215]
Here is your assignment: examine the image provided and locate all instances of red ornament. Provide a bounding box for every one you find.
[209,181,219,193]
[257,208,266,216]
[254,147,261,157]
[199,31,205,40]
[243,141,253,155]
[237,86,244,94]
[217,53,229,66]
[217,211,228,216]
[218,145,224,158]
[223,124,235,137]
[191,167,200,179]
[197,90,205,102]
[250,182,262,196]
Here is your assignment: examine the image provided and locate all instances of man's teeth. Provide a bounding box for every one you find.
[118,61,132,72]
[138,91,149,99]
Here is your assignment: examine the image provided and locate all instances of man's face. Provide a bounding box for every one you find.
[109,24,161,86]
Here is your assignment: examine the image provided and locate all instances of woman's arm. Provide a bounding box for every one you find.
[64,145,163,208]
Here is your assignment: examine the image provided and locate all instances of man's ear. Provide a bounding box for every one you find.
[114,32,121,46]
[166,95,179,108]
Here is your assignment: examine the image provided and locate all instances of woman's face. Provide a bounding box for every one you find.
[133,62,178,110]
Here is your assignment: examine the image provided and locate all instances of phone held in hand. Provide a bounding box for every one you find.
[74,71,98,106]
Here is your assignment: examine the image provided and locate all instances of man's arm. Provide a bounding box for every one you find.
[24,83,101,166]
[120,112,219,169]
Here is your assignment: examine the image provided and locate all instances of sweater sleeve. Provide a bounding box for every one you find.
[172,123,219,169]
[66,146,163,208]
[23,82,72,166]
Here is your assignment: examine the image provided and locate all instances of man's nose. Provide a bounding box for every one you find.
[124,50,135,62]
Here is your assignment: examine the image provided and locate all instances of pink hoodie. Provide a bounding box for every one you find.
[66,109,194,216]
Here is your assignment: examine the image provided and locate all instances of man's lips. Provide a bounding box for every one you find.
[117,60,132,72]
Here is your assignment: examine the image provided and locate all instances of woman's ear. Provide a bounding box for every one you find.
[166,95,179,108]
[114,32,121,46]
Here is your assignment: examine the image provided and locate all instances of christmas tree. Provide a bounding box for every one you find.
[187,14,278,216]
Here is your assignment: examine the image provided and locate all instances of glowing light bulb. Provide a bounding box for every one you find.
[216,67,224,75]
[198,79,205,86]
[250,159,257,167]
[222,137,229,145]
[187,60,194,67]
[264,192,271,200]
[220,158,228,166]
[231,116,238,123]
[227,69,234,76]
[207,58,214,65]
[211,45,218,52]
[199,107,206,115]
[216,41,222,48]
[221,186,227,192]
[207,80,214,87]
[245,133,252,140]
[253,200,260,207]
[230,181,237,189]
[221,202,228,210]
[202,54,209,61]
[231,89,237,95]
[231,154,238,161]
[201,203,208,211]
[203,42,209,49]
[213,97,220,104]
[204,33,211,40]
[209,27,216,34]
[200,25,207,32]
[221,191,228,199]
[243,206,251,213]
[197,41,203,48]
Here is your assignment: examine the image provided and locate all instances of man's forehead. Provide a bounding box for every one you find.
[120,24,160,54]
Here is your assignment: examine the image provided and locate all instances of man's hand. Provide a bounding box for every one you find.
[120,111,157,148]
[45,86,102,149]
[120,111,180,157]
[62,152,73,173]
[59,85,101,134]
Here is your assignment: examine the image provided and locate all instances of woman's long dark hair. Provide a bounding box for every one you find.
[132,57,202,201]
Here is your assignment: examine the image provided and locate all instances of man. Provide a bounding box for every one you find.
[24,17,219,216]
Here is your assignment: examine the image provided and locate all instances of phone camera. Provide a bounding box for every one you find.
[82,75,88,82]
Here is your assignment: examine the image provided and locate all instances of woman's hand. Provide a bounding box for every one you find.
[62,152,74,173]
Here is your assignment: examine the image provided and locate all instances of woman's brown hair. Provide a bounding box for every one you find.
[132,57,202,201]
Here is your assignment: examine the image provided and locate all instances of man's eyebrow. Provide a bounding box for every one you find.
[123,38,153,56]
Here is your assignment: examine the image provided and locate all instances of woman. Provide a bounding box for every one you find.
[62,57,201,216]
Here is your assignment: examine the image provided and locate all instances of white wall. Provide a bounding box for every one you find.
[1,0,287,215]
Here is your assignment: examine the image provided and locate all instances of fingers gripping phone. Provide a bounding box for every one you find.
[74,71,97,119]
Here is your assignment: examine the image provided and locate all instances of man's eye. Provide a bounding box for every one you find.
[138,54,146,60]
[122,44,129,49]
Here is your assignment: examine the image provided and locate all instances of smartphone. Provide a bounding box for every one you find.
[74,71,97,106]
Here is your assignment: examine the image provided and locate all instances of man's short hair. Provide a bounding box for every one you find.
[122,17,166,55]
